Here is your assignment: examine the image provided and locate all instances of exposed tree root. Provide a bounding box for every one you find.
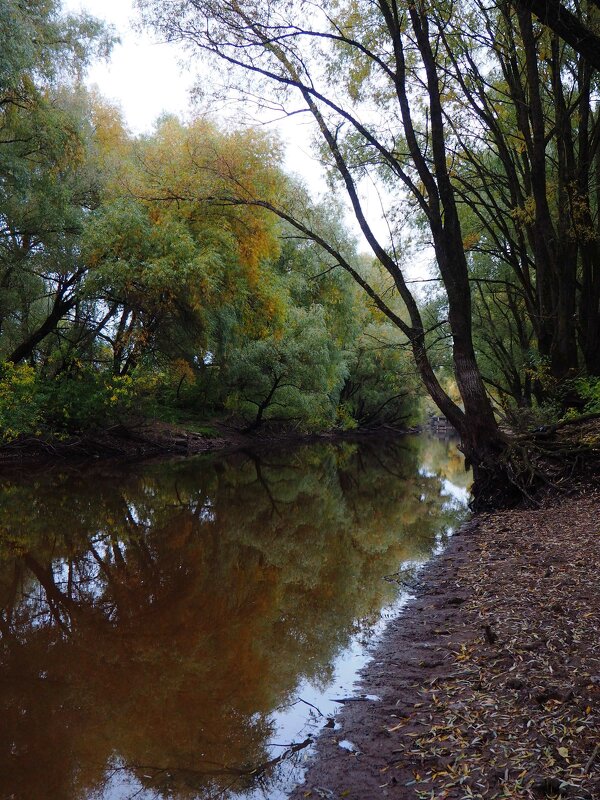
[470,417,600,512]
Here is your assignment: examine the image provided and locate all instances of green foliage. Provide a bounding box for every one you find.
[576,378,600,415]
[0,6,425,440]
[339,322,419,427]
[0,0,112,96]
[38,368,138,432]
[225,305,348,430]
[0,0,116,367]
[0,363,42,441]
[0,362,153,440]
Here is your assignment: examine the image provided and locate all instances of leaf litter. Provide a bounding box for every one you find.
[291,486,600,799]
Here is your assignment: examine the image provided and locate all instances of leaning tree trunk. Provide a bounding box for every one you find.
[407,4,512,507]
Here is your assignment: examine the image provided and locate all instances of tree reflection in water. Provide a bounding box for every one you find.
[0,435,469,800]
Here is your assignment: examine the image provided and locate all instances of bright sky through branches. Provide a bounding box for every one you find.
[61,0,431,275]
[62,0,330,197]
[62,0,194,134]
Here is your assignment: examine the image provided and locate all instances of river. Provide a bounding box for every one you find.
[0,434,470,800]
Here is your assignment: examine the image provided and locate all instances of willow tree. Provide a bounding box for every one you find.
[137,0,512,499]
[0,1,113,364]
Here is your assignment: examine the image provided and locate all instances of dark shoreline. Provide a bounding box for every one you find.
[290,488,600,800]
[0,420,424,468]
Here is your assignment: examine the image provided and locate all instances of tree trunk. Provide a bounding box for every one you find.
[9,297,75,364]
[408,4,506,477]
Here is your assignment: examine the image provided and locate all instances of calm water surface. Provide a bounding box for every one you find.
[0,435,470,800]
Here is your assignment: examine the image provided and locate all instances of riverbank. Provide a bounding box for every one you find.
[291,486,600,800]
[0,418,420,465]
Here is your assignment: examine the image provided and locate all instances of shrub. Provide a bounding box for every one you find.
[39,369,138,432]
[577,377,600,415]
[0,363,43,442]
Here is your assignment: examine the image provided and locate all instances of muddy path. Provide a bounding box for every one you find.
[292,489,600,800]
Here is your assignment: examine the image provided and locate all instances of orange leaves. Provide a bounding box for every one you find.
[461,232,480,252]
[121,114,285,311]
[89,91,128,158]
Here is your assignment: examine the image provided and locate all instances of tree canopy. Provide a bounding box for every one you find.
[132,0,600,502]
[0,2,420,440]
[2,0,600,504]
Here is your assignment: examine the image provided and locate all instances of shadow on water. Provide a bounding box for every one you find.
[0,434,470,800]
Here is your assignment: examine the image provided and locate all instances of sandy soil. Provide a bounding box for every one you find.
[291,488,600,800]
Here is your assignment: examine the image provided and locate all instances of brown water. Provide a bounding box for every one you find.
[0,435,470,800]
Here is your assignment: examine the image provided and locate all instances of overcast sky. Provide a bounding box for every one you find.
[62,0,195,133]
[62,0,331,196]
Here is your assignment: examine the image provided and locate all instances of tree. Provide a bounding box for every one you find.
[431,0,600,389]
[138,0,511,499]
[225,304,347,430]
[0,1,114,366]
[0,0,112,103]
[339,322,419,428]
[81,116,288,377]
[512,0,600,71]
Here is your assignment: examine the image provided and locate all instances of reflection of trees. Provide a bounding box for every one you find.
[418,435,473,492]
[0,436,468,800]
